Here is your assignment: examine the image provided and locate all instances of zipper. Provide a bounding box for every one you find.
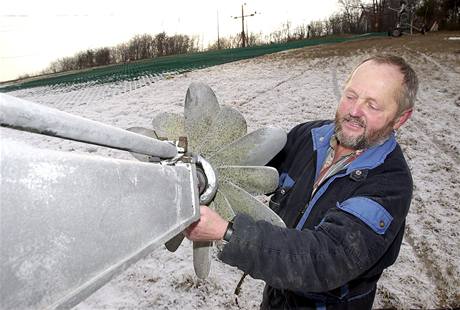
[294,204,309,226]
[295,170,349,230]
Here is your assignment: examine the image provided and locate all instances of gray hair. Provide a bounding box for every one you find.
[350,55,418,115]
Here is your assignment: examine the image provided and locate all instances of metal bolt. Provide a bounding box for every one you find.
[178,136,188,153]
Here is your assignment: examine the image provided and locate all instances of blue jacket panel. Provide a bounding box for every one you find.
[219,120,413,309]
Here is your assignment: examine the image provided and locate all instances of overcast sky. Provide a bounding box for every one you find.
[0,0,340,82]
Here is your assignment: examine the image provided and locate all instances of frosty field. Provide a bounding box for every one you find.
[2,32,459,309]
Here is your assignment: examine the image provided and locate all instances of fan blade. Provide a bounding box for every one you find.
[198,106,247,157]
[164,233,185,252]
[220,181,286,228]
[184,82,220,152]
[126,127,159,162]
[151,112,185,140]
[217,166,279,195]
[209,127,287,167]
[193,241,212,279]
[213,191,236,221]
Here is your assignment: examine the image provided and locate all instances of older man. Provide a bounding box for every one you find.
[186,55,418,309]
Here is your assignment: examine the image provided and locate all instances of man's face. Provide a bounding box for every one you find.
[335,61,405,150]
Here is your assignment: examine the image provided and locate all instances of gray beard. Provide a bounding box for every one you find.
[334,113,396,150]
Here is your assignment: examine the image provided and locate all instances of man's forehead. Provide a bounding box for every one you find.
[352,60,402,81]
[346,61,403,92]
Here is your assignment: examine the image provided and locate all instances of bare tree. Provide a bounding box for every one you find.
[283,21,292,41]
[75,50,95,69]
[247,32,263,46]
[207,34,240,50]
[339,0,364,33]
[293,25,308,40]
[308,20,326,37]
[417,0,460,29]
[154,32,167,57]
[95,47,111,66]
[328,13,345,34]
[114,43,130,63]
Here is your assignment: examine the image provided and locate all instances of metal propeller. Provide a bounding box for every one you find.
[128,82,286,278]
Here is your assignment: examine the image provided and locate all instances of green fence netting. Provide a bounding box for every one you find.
[0,33,386,93]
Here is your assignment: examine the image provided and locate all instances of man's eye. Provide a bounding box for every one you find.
[369,103,379,110]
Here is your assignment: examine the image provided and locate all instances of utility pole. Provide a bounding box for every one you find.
[232,3,256,48]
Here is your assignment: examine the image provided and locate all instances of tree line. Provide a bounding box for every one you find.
[416,0,460,30]
[44,32,199,74]
[208,0,459,48]
[38,0,458,76]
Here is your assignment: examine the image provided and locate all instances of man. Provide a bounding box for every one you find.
[185,55,418,309]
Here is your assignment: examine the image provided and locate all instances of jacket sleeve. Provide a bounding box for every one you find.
[218,162,412,293]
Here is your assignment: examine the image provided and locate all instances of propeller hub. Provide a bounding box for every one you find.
[195,155,218,205]
[195,167,207,195]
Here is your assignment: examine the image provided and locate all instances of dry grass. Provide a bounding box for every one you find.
[268,31,460,65]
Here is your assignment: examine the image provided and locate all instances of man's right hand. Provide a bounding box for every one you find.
[184,205,228,242]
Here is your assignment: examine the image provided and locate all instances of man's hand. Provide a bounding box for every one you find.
[185,205,228,241]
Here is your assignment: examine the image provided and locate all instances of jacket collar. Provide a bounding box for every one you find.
[311,122,397,174]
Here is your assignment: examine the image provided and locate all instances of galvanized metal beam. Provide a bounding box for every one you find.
[0,93,177,159]
[0,139,199,309]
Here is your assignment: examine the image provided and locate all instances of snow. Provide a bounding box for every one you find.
[1,39,459,308]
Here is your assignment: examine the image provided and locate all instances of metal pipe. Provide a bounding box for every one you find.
[0,93,177,159]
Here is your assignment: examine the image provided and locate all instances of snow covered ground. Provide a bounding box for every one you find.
[2,33,459,309]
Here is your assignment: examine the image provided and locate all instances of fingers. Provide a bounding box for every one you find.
[185,205,228,241]
[184,206,207,238]
[184,221,198,239]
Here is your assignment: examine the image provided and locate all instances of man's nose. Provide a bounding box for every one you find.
[349,99,365,117]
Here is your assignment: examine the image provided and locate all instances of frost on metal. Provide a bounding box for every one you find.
[0,93,178,159]
[0,139,199,309]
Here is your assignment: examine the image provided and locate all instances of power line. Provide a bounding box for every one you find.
[231,4,257,48]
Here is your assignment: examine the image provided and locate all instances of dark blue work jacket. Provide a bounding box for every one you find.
[219,120,413,309]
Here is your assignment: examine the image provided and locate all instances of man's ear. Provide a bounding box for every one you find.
[393,108,413,130]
